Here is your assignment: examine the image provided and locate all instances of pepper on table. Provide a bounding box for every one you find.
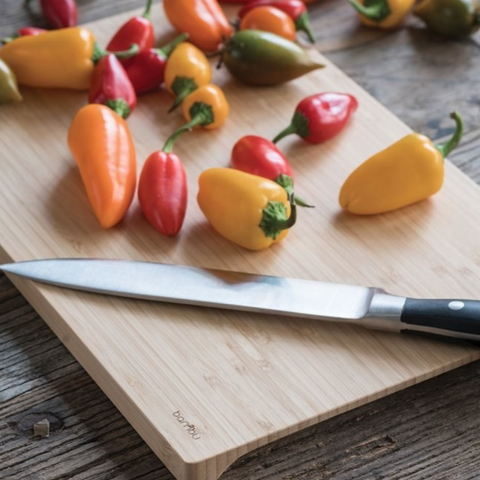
[240,6,297,41]
[222,30,324,85]
[273,92,358,144]
[68,104,137,228]
[0,27,139,90]
[88,54,137,119]
[198,168,297,250]
[0,58,22,104]
[231,135,313,207]
[107,0,154,53]
[138,140,188,237]
[238,0,316,43]
[27,0,78,29]
[123,33,189,95]
[163,0,233,52]
[347,0,415,28]
[164,42,212,111]
[339,112,464,215]
[414,0,480,38]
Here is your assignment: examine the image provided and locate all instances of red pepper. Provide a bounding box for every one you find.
[123,33,189,95]
[138,138,188,237]
[2,27,46,44]
[107,0,154,53]
[36,0,78,29]
[273,92,358,144]
[239,0,315,43]
[88,54,137,119]
[231,135,313,207]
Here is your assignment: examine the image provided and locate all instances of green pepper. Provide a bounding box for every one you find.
[222,30,324,86]
[0,58,22,104]
[414,0,480,37]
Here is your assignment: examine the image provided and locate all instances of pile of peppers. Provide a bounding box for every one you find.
[0,0,470,251]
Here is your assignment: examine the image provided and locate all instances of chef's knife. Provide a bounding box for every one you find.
[1,258,480,343]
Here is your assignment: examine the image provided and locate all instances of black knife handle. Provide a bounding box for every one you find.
[400,298,480,342]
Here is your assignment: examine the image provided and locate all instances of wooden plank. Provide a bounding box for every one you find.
[0,2,480,480]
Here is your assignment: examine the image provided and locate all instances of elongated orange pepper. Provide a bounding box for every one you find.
[339,112,463,215]
[164,42,212,111]
[68,105,137,228]
[163,0,233,52]
[348,0,415,28]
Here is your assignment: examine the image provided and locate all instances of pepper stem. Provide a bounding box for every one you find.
[347,0,391,22]
[157,33,189,58]
[295,13,315,44]
[275,174,314,208]
[105,99,131,119]
[273,111,310,144]
[435,112,464,159]
[168,76,198,112]
[260,195,297,240]
[2,35,18,44]
[142,0,153,20]
[92,43,140,64]
[163,103,214,153]
[272,124,298,144]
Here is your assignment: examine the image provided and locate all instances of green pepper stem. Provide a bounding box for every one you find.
[1,35,17,44]
[157,33,189,58]
[105,99,131,119]
[272,123,297,144]
[92,43,140,64]
[295,13,315,44]
[275,174,314,208]
[163,112,210,153]
[435,112,464,159]
[260,195,297,239]
[142,0,153,20]
[347,0,391,22]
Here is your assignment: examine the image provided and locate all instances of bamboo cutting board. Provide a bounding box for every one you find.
[1,5,480,480]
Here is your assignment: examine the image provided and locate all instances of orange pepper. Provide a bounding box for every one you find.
[163,0,233,52]
[68,104,137,228]
[240,6,297,41]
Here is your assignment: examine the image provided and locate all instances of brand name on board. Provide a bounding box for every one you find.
[173,411,201,440]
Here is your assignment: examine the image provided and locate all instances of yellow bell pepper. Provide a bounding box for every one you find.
[198,168,296,250]
[0,27,95,90]
[164,42,212,111]
[347,0,416,28]
[339,112,463,215]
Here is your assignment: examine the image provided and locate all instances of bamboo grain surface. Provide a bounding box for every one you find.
[2,1,480,480]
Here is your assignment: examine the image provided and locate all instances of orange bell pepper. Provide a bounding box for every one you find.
[163,0,233,52]
[68,104,137,228]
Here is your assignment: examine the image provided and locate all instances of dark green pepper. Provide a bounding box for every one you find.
[222,30,324,86]
[0,58,22,104]
[414,0,480,37]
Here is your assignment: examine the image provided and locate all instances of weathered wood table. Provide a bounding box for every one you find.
[2,1,480,478]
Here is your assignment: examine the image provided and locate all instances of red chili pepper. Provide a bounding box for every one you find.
[231,135,313,207]
[122,33,188,95]
[107,0,154,53]
[88,54,137,119]
[138,147,188,237]
[36,0,78,29]
[239,0,315,43]
[273,92,358,144]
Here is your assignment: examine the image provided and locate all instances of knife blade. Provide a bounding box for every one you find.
[1,258,480,343]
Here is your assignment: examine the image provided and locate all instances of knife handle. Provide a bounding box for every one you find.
[400,298,480,343]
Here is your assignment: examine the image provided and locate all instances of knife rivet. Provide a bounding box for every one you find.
[448,301,465,310]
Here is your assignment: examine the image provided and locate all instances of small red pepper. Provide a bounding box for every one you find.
[231,135,313,207]
[107,0,154,53]
[28,0,78,29]
[138,137,188,237]
[239,0,315,43]
[123,33,189,95]
[273,92,358,144]
[88,54,137,119]
[2,27,46,44]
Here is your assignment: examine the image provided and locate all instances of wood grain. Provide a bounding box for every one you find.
[2,1,480,480]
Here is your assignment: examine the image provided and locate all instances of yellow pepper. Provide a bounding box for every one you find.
[163,84,229,150]
[339,112,463,215]
[0,27,96,90]
[198,168,296,251]
[347,0,416,28]
[164,42,212,111]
